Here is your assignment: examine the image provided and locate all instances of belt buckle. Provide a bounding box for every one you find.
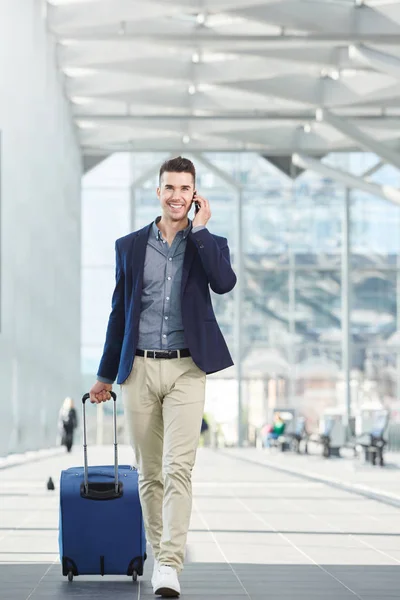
[155,350,168,359]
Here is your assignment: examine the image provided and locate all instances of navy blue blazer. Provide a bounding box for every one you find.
[97,223,237,384]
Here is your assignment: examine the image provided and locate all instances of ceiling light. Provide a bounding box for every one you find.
[188,85,196,95]
[196,13,206,25]
[63,67,96,77]
[71,96,93,105]
[182,135,190,144]
[303,123,312,133]
[315,109,324,122]
[192,52,200,63]
[355,0,364,6]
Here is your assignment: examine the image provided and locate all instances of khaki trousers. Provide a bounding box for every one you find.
[121,355,206,573]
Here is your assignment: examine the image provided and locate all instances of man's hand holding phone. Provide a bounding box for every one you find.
[192,193,211,228]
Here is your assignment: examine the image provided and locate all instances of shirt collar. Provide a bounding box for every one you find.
[153,217,192,241]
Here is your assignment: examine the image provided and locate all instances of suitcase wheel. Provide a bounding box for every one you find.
[68,571,74,582]
[132,570,138,582]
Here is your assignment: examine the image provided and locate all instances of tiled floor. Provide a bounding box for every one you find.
[1,446,400,599]
[224,446,400,502]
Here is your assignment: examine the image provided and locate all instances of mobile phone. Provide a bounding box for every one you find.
[193,192,200,214]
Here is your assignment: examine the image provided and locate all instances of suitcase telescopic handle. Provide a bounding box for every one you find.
[81,392,119,497]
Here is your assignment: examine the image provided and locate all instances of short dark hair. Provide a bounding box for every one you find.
[159,156,196,185]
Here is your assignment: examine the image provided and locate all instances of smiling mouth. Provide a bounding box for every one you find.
[168,203,184,209]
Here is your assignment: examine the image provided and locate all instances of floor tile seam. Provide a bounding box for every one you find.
[324,498,400,564]
[0,514,41,549]
[233,494,363,600]
[24,559,57,600]
[220,450,400,510]
[192,497,252,599]
[279,497,400,565]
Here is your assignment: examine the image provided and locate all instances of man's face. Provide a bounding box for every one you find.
[157,171,195,222]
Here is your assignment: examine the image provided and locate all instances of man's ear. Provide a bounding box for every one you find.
[156,187,161,199]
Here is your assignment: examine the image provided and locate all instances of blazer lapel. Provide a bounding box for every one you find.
[181,236,196,299]
[132,224,152,294]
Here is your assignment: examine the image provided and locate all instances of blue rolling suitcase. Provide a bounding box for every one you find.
[59,392,146,582]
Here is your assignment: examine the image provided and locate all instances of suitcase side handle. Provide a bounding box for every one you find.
[79,480,123,501]
[81,392,119,498]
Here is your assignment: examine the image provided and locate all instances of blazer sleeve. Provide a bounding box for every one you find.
[97,241,125,382]
[190,228,237,294]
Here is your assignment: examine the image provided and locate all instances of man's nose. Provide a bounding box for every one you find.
[171,193,183,201]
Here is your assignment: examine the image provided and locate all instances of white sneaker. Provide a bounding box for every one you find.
[151,560,159,589]
[152,564,180,597]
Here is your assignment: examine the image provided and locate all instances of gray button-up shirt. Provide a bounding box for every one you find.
[137,218,204,351]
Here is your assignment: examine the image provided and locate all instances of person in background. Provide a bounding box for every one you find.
[201,416,209,436]
[262,412,285,448]
[199,415,210,447]
[58,397,78,453]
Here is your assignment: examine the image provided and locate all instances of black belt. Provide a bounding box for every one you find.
[135,349,191,359]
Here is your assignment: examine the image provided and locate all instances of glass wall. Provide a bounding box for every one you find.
[82,152,400,445]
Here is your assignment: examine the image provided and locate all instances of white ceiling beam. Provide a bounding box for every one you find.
[73,113,303,122]
[151,0,277,8]
[82,135,334,152]
[292,153,400,206]
[83,144,261,153]
[317,109,400,171]
[349,44,400,80]
[56,33,400,45]
[73,113,400,123]
[232,1,400,35]
[49,0,171,30]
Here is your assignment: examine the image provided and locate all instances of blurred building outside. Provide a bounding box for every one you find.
[81,152,400,450]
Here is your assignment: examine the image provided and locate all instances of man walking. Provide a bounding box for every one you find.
[90,156,236,597]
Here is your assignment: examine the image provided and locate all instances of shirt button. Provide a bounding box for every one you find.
[168,257,172,261]
[163,334,167,339]
[167,276,171,281]
[166,297,170,301]
[165,316,168,320]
